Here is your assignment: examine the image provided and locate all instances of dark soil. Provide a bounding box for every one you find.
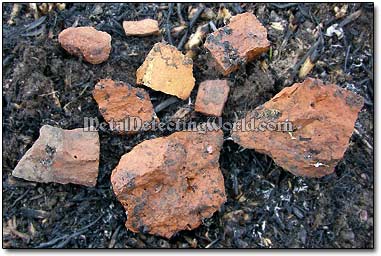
[2,3,374,248]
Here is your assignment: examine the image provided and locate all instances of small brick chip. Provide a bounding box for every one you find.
[195,80,230,117]
[123,19,160,36]
[58,26,111,64]
[204,12,270,75]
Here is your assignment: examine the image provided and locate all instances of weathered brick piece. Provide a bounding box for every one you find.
[232,78,364,177]
[195,80,230,117]
[12,125,99,187]
[58,26,111,64]
[136,43,195,100]
[111,129,226,238]
[93,79,157,133]
[204,12,270,75]
[123,19,160,36]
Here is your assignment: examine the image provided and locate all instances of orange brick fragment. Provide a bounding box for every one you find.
[58,26,111,64]
[93,79,157,133]
[123,19,160,36]
[204,12,270,75]
[136,43,195,100]
[195,80,230,117]
[232,78,364,177]
[111,129,226,238]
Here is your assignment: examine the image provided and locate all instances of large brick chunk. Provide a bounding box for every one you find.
[123,19,160,36]
[58,26,111,64]
[195,80,230,117]
[204,12,270,75]
[136,43,195,100]
[93,79,157,133]
[231,78,364,177]
[12,125,99,187]
[111,129,226,238]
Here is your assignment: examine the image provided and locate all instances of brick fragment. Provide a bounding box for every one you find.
[12,125,99,187]
[123,19,160,36]
[58,26,111,64]
[93,79,157,133]
[136,43,195,100]
[204,12,270,75]
[111,129,226,238]
[231,78,364,177]
[195,80,230,116]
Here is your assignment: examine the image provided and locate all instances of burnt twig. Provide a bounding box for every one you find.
[177,30,189,50]
[270,3,299,9]
[25,16,47,31]
[276,28,294,60]
[21,208,50,219]
[231,3,244,14]
[344,44,351,73]
[35,215,103,248]
[299,43,322,78]
[166,3,174,45]
[339,9,362,27]
[21,24,46,37]
[10,189,30,208]
[176,3,185,25]
[276,12,305,60]
[297,4,319,25]
[291,34,323,79]
[177,5,205,50]
[209,21,218,32]
[232,169,239,197]
[7,16,47,38]
[108,225,122,248]
[111,18,125,36]
[185,23,209,50]
[354,128,373,154]
[154,97,179,113]
[189,6,205,29]
[205,238,220,248]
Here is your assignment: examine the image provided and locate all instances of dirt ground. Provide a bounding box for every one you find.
[2,3,374,248]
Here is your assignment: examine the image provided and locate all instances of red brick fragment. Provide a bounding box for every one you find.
[111,129,226,238]
[231,78,364,177]
[92,79,157,134]
[195,80,230,117]
[12,125,99,187]
[58,26,111,64]
[123,19,160,36]
[204,12,270,75]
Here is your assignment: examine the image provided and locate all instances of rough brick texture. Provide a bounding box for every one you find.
[195,80,230,116]
[204,12,270,75]
[232,78,364,177]
[111,129,226,238]
[58,26,111,64]
[13,125,99,186]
